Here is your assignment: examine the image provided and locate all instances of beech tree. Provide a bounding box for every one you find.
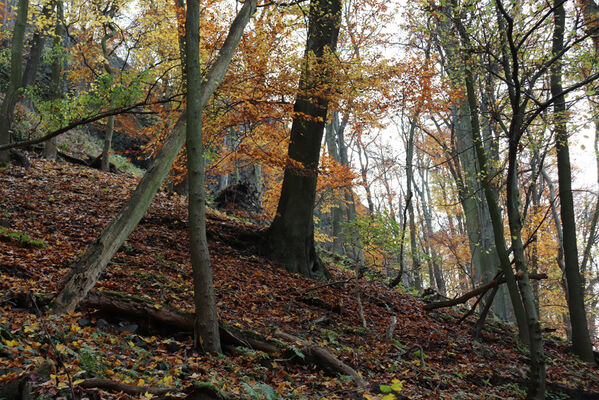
[267,0,342,277]
[552,0,596,364]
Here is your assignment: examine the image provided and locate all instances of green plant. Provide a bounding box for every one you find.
[78,345,102,376]
[241,382,282,400]
[507,383,527,398]
[342,211,404,273]
[0,227,46,248]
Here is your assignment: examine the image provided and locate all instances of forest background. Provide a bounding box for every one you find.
[1,0,599,398]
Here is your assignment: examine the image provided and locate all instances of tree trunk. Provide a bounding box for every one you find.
[266,0,341,278]
[325,116,344,254]
[100,11,118,172]
[405,119,422,290]
[418,168,446,294]
[21,2,52,91]
[551,0,596,364]
[52,116,186,314]
[0,0,29,165]
[52,0,256,314]
[44,0,64,161]
[186,0,221,354]
[451,13,529,343]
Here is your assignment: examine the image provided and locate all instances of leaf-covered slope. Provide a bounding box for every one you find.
[1,157,598,399]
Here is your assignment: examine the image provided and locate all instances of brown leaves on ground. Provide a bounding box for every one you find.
[1,156,598,399]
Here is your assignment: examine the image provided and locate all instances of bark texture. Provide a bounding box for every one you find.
[0,0,29,165]
[44,0,65,161]
[551,0,596,364]
[267,0,342,278]
[185,0,258,354]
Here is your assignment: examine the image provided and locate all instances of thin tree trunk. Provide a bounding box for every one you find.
[52,0,256,314]
[551,0,596,364]
[418,168,446,294]
[100,11,118,172]
[452,13,529,344]
[186,0,223,353]
[44,0,64,161]
[580,119,599,275]
[492,1,545,394]
[405,118,421,290]
[325,115,344,254]
[0,0,29,165]
[356,140,374,216]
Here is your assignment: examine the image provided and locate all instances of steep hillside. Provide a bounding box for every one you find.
[1,155,598,399]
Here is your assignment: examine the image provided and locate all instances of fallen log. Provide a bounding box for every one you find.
[5,290,364,388]
[78,378,178,396]
[83,292,364,387]
[81,291,281,354]
[423,273,548,311]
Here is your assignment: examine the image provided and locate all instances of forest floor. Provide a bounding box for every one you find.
[1,155,599,399]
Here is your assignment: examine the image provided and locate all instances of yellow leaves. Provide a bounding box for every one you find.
[2,338,20,347]
[314,230,334,244]
[70,323,81,333]
[365,379,405,400]
[0,372,21,384]
[55,342,69,354]
[160,375,174,386]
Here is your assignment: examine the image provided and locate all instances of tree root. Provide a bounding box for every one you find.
[273,329,366,388]
[77,378,178,396]
[4,290,365,389]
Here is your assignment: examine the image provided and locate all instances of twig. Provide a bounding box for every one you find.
[457,271,503,325]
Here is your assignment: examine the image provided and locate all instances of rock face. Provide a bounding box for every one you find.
[214,181,263,218]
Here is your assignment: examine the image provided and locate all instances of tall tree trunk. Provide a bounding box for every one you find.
[266,0,341,278]
[21,2,52,92]
[405,118,422,290]
[506,140,545,398]
[324,115,345,254]
[44,0,64,161]
[0,0,29,165]
[100,10,118,172]
[186,0,224,354]
[446,7,530,343]
[461,54,529,343]
[540,166,572,339]
[356,140,374,215]
[51,0,256,314]
[491,1,545,394]
[435,19,509,319]
[416,168,446,294]
[551,0,596,364]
